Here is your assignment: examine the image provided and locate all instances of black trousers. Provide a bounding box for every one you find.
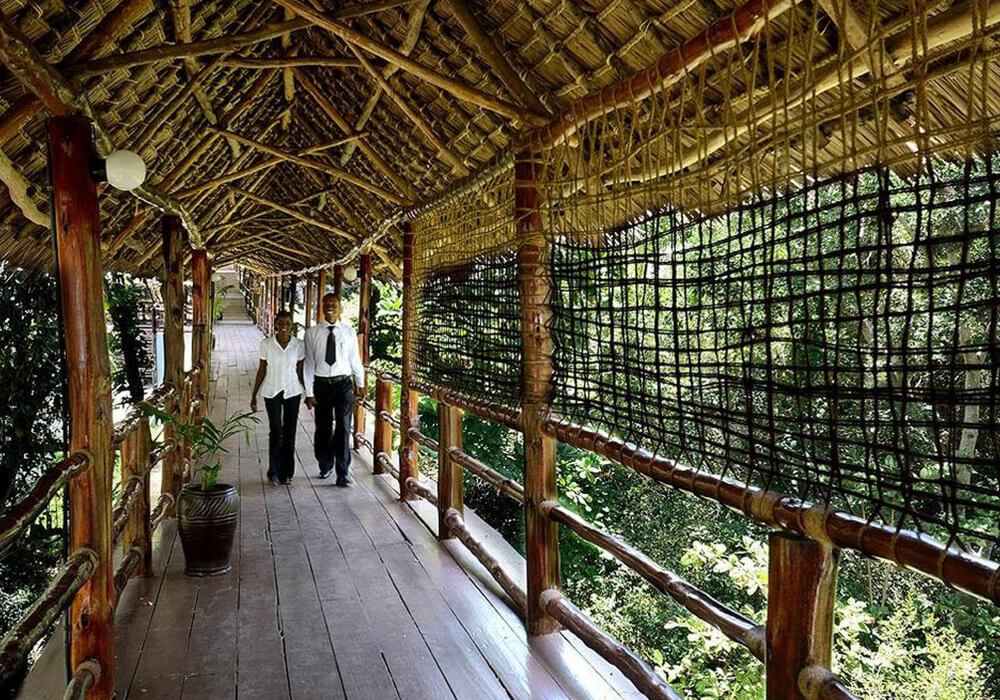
[313,377,354,479]
[264,391,301,481]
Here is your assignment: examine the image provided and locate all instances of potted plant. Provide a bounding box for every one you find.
[144,405,258,576]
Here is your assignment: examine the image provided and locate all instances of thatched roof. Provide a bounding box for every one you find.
[0,0,995,276]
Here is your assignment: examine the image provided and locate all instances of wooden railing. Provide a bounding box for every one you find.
[358,366,861,700]
[0,364,204,696]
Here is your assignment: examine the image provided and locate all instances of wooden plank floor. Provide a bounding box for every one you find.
[25,319,645,700]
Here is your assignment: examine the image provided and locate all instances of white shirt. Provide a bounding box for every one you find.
[258,336,305,399]
[303,320,365,397]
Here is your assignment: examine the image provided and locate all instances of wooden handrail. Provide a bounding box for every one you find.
[111,476,145,545]
[442,507,526,613]
[408,378,522,431]
[543,415,1000,606]
[113,545,146,606]
[540,499,765,661]
[150,493,174,534]
[111,383,175,445]
[540,589,682,700]
[0,452,89,560]
[0,548,98,684]
[798,666,861,700]
[407,426,437,451]
[448,446,524,503]
[405,476,437,504]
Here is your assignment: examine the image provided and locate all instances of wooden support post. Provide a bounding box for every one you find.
[191,249,211,411]
[766,533,839,700]
[333,264,343,296]
[161,215,185,510]
[316,268,327,323]
[398,222,419,499]
[121,419,153,577]
[305,274,314,329]
[516,149,560,634]
[48,115,115,699]
[373,377,394,474]
[354,254,372,449]
[289,275,298,322]
[437,402,463,539]
[269,276,278,332]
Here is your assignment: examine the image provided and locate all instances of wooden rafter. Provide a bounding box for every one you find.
[443,0,549,116]
[293,68,418,201]
[342,0,431,165]
[0,10,202,244]
[348,45,469,177]
[271,0,547,126]
[221,56,359,69]
[231,187,356,242]
[209,127,412,207]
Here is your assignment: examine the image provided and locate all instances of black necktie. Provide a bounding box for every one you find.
[325,325,336,365]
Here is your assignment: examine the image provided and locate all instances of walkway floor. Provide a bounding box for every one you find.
[24,320,642,700]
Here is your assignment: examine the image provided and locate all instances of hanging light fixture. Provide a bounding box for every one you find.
[342,265,358,283]
[103,150,147,190]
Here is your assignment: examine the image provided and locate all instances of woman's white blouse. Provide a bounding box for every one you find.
[258,336,305,399]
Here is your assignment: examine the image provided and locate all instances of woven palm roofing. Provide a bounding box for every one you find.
[0,0,995,277]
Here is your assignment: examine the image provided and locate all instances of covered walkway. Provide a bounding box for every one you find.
[22,320,640,700]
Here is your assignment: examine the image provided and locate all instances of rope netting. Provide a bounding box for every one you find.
[410,164,523,410]
[411,0,1000,553]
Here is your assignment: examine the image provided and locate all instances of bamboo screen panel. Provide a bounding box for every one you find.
[410,166,522,409]
[540,0,1000,549]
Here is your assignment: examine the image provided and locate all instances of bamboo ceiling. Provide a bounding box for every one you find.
[0,0,994,276]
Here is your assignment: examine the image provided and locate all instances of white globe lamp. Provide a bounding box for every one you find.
[342,265,358,283]
[105,150,147,191]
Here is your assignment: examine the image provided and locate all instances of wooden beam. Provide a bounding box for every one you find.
[213,127,412,206]
[522,0,794,148]
[443,0,550,116]
[272,0,547,126]
[161,216,185,506]
[293,68,418,201]
[516,150,560,635]
[398,220,420,498]
[347,45,469,177]
[49,115,116,700]
[232,186,356,241]
[191,249,212,404]
[766,533,838,700]
[342,0,432,165]
[353,253,372,447]
[221,56,359,69]
[0,146,46,226]
[0,9,202,244]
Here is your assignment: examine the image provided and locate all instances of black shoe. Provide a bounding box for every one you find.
[267,474,278,485]
[319,468,333,480]
[335,478,350,487]
[279,478,291,485]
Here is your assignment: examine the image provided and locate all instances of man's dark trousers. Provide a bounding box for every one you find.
[313,376,354,480]
[264,391,300,481]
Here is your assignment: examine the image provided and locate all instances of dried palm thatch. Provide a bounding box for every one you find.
[0,0,995,281]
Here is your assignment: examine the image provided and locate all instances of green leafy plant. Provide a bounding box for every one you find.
[142,406,258,489]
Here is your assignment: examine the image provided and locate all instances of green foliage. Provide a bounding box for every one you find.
[142,406,258,489]
[105,274,152,405]
[370,279,402,366]
[213,283,234,322]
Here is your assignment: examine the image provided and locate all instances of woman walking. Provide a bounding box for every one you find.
[250,311,305,484]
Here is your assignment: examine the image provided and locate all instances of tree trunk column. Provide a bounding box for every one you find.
[516,149,561,635]
[161,215,185,510]
[766,532,839,700]
[316,268,326,323]
[437,402,463,538]
[333,264,344,296]
[305,274,314,329]
[49,115,115,699]
[354,254,372,449]
[398,223,419,500]
[373,377,394,474]
[191,249,211,411]
[121,419,153,578]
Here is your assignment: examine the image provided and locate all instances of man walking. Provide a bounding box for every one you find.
[304,293,365,486]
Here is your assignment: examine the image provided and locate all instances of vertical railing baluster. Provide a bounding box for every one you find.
[437,402,463,538]
[373,377,393,474]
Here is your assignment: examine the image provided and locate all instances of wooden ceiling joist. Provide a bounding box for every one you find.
[293,68,418,201]
[271,0,548,127]
[0,10,202,244]
[221,56,360,69]
[231,186,355,241]
[212,127,412,207]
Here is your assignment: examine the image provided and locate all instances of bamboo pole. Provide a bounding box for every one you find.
[48,115,115,700]
[161,216,185,508]
[373,377,394,475]
[443,0,549,116]
[516,149,560,635]
[398,222,419,499]
[191,249,212,408]
[120,420,153,577]
[214,128,411,206]
[348,45,469,176]
[353,254,372,449]
[222,56,360,69]
[767,533,839,700]
[437,402,463,538]
[271,0,547,126]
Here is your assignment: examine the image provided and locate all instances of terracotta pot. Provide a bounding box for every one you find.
[177,483,238,576]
